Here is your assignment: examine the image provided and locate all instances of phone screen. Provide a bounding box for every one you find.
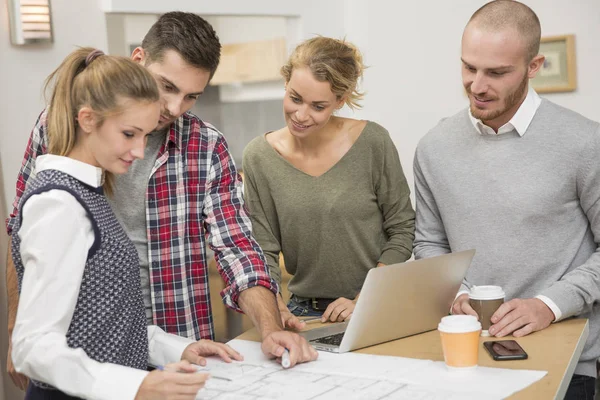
[483,340,528,360]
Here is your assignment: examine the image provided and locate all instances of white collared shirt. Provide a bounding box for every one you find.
[12,154,193,400]
[464,88,563,321]
[469,86,542,136]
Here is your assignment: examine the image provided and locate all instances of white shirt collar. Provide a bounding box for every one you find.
[469,86,542,136]
[35,154,104,188]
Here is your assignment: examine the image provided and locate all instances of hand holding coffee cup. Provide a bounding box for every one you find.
[469,286,505,336]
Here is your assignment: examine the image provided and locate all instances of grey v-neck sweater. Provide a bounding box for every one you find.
[414,99,600,377]
[243,121,415,300]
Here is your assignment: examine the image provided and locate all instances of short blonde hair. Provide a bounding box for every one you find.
[281,37,366,110]
[468,0,541,62]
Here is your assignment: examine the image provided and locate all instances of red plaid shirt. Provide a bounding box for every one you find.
[7,110,278,340]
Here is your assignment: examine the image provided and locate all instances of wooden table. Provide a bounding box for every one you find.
[237,318,589,399]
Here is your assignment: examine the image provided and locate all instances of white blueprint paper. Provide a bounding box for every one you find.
[194,339,546,400]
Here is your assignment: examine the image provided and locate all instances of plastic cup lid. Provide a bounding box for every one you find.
[469,285,505,300]
[438,315,482,333]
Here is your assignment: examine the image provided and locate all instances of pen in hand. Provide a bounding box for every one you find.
[156,364,198,374]
[156,364,196,373]
[157,365,233,381]
[281,349,291,369]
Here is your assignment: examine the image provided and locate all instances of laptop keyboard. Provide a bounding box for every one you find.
[311,332,345,346]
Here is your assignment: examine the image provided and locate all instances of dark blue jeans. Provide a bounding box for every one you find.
[287,295,324,317]
[26,383,82,400]
[564,374,596,400]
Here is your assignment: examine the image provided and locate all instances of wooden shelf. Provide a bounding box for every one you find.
[210,37,287,86]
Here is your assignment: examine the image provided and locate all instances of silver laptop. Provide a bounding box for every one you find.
[300,250,475,353]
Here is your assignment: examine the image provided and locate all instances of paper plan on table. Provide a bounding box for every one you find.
[194,339,546,400]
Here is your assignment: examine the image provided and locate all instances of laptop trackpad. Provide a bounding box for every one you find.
[299,321,349,341]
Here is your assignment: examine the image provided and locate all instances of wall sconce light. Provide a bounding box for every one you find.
[7,0,53,45]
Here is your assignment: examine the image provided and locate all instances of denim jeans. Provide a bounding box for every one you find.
[564,374,596,400]
[287,295,324,317]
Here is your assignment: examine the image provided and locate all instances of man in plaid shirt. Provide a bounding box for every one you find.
[5,12,317,390]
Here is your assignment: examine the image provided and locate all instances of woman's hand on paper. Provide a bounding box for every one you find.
[136,360,209,400]
[181,340,244,366]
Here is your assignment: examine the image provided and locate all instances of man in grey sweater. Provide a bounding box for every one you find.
[414,1,600,398]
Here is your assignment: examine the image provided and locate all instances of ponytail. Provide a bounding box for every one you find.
[43,47,159,195]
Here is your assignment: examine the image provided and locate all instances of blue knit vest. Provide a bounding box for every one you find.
[11,169,148,389]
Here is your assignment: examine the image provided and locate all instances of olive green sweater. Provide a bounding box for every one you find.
[243,121,415,300]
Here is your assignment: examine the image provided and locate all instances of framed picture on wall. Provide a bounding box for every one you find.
[531,34,576,93]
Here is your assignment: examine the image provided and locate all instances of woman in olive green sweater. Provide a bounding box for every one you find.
[243,37,415,325]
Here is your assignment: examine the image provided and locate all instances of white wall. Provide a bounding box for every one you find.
[344,0,600,195]
[212,16,287,45]
[124,14,158,48]
[101,0,348,40]
[0,0,108,216]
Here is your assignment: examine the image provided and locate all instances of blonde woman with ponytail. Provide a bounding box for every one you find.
[10,48,241,400]
[243,37,416,326]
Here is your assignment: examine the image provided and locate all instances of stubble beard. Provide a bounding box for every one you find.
[469,73,529,123]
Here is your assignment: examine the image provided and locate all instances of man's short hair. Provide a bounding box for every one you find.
[468,0,541,62]
[141,12,221,78]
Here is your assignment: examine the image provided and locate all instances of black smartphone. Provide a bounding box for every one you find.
[483,340,528,361]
